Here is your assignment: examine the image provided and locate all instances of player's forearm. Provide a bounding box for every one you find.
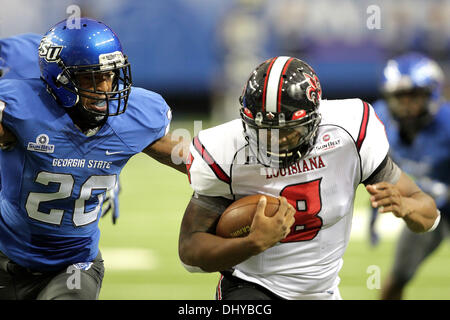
[179,232,262,272]
[401,191,438,233]
[143,133,188,174]
[144,150,187,174]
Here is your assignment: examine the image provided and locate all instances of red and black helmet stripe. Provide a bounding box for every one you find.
[262,56,292,113]
[261,57,277,113]
[277,57,295,113]
[193,136,231,184]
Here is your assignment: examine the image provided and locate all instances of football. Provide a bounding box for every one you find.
[215,194,280,238]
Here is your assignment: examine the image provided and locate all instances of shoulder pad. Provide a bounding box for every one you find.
[187,119,245,197]
[320,98,389,182]
[112,87,172,152]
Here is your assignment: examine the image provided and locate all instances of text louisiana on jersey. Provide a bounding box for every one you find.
[0,78,171,272]
[188,98,387,300]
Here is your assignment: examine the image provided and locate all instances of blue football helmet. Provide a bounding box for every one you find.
[381,52,444,143]
[39,18,132,117]
[381,52,444,115]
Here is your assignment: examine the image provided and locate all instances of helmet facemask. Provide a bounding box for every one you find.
[241,109,321,168]
[57,52,132,127]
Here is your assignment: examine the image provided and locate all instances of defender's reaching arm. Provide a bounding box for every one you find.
[365,156,438,233]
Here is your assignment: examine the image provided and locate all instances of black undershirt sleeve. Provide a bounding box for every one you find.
[190,193,234,215]
[363,154,402,186]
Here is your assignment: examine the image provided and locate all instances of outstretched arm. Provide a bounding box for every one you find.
[365,156,438,233]
[142,132,189,174]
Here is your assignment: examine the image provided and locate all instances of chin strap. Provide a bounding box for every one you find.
[67,102,108,132]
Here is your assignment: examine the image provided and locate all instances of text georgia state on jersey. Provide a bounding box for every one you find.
[187,98,389,299]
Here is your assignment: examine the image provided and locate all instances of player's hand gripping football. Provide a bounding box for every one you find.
[248,196,296,252]
[366,182,411,218]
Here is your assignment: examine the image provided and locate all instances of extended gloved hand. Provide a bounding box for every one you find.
[102,179,121,224]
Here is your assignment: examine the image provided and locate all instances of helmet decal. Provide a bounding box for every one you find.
[98,51,125,70]
[38,38,63,62]
[292,109,306,120]
[304,73,322,105]
[243,107,254,119]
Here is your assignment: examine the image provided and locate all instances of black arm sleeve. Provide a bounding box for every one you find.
[190,192,234,215]
[363,154,402,186]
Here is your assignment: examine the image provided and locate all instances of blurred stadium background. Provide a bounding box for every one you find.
[1,0,449,299]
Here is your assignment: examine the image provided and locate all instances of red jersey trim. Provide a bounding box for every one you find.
[193,136,231,185]
[356,101,370,151]
[186,152,194,184]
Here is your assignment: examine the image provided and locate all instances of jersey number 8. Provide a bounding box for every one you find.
[280,178,323,242]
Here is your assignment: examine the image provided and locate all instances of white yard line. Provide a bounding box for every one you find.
[101,247,159,271]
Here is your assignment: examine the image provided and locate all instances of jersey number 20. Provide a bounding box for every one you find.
[280,178,323,242]
[25,171,116,227]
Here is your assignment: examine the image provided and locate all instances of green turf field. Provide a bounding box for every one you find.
[98,120,450,300]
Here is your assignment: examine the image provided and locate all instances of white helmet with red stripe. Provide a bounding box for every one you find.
[239,56,322,168]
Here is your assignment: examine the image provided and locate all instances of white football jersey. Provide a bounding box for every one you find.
[187,98,389,299]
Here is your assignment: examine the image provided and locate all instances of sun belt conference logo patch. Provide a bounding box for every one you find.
[27,134,55,153]
[72,262,93,271]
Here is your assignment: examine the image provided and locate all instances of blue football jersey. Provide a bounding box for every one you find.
[0,78,171,271]
[373,100,450,213]
[0,33,41,79]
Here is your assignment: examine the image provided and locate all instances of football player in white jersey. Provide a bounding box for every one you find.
[178,57,439,300]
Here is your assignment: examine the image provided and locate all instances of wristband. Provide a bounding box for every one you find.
[426,209,441,232]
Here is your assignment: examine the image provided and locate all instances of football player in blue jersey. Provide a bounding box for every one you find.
[0,18,186,300]
[369,53,449,299]
[0,33,122,223]
[0,32,134,226]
